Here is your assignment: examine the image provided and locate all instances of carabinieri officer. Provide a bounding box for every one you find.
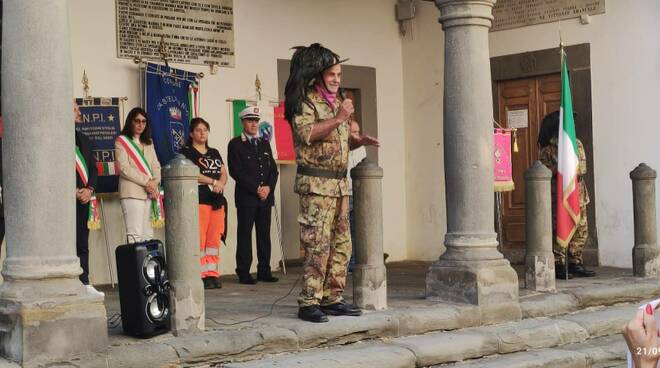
[227,106,279,284]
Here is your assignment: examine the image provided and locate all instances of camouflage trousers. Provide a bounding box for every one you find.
[297,194,352,307]
[553,205,588,265]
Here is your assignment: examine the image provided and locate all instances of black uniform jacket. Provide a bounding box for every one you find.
[227,135,278,208]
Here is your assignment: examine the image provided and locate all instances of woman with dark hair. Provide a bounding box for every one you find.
[115,107,162,243]
[180,117,228,289]
[538,111,594,279]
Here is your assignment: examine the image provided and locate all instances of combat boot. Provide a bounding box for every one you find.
[555,265,573,280]
[569,264,596,277]
[298,305,328,323]
[320,301,362,316]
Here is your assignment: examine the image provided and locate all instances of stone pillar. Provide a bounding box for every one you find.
[630,163,660,277]
[426,0,521,322]
[162,155,205,335]
[0,1,108,364]
[351,160,387,310]
[524,162,555,291]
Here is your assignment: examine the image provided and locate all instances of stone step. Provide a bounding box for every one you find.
[69,277,658,367]
[436,334,626,368]
[221,304,635,368]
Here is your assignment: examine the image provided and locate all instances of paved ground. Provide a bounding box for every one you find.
[101,261,631,344]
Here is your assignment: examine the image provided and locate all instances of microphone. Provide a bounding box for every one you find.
[339,88,347,101]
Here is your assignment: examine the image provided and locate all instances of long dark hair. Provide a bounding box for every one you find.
[284,43,345,124]
[121,107,153,145]
[538,111,559,148]
[186,117,211,148]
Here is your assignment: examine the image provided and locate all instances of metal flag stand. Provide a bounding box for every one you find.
[98,197,115,287]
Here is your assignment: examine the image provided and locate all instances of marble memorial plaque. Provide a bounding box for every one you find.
[116,0,234,67]
[492,0,605,32]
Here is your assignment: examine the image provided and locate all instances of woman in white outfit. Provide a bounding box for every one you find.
[115,107,161,243]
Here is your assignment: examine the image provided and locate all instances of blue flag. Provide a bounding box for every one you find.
[144,63,195,165]
[75,97,121,193]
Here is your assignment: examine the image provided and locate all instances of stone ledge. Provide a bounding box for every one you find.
[386,304,480,336]
[267,313,399,348]
[557,304,636,337]
[566,277,660,307]
[163,327,298,364]
[225,344,417,368]
[441,334,626,367]
[476,318,589,354]
[51,276,660,367]
[520,292,579,318]
[395,331,500,367]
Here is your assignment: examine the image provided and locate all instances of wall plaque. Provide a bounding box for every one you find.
[507,109,529,129]
[116,0,234,67]
[491,0,605,32]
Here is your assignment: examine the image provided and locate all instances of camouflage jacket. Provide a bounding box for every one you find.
[292,89,350,197]
[539,138,590,207]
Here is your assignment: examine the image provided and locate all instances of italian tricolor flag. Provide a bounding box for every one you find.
[556,51,580,247]
[96,161,119,176]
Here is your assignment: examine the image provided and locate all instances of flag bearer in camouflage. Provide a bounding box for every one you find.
[538,111,595,279]
[284,44,379,323]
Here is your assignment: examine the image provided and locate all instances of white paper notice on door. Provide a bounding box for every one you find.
[507,109,529,129]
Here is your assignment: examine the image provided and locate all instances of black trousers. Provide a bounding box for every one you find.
[235,206,272,277]
[76,200,90,285]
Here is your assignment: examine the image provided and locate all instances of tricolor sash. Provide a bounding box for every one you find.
[116,135,165,228]
[75,146,101,230]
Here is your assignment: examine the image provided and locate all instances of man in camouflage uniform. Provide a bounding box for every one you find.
[538,112,595,278]
[284,44,379,322]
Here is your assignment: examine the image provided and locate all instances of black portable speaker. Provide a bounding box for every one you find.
[115,240,171,338]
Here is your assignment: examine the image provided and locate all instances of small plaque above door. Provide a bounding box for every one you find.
[507,109,529,129]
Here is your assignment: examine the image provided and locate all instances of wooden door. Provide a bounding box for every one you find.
[497,74,560,263]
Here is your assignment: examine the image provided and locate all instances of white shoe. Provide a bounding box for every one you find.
[85,285,105,297]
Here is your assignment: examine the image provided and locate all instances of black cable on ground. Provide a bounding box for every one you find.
[206,273,302,327]
[107,312,122,328]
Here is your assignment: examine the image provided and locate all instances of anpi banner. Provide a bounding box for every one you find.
[75,97,121,193]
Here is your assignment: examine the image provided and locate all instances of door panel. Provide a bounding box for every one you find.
[497,73,561,263]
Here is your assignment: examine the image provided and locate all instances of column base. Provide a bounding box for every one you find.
[0,280,107,365]
[633,244,660,277]
[524,254,556,292]
[426,258,521,323]
[170,280,205,335]
[353,264,387,310]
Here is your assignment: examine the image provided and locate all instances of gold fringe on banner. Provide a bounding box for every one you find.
[494,181,515,192]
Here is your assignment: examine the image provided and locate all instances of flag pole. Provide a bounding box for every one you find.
[558,22,569,281]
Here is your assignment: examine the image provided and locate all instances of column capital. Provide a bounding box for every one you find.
[434,0,496,29]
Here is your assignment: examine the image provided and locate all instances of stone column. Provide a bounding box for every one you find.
[630,163,660,277]
[351,160,387,310]
[162,155,205,334]
[524,162,555,291]
[0,1,108,364]
[426,0,521,322]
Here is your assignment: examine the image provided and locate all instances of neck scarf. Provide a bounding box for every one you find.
[315,83,337,107]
